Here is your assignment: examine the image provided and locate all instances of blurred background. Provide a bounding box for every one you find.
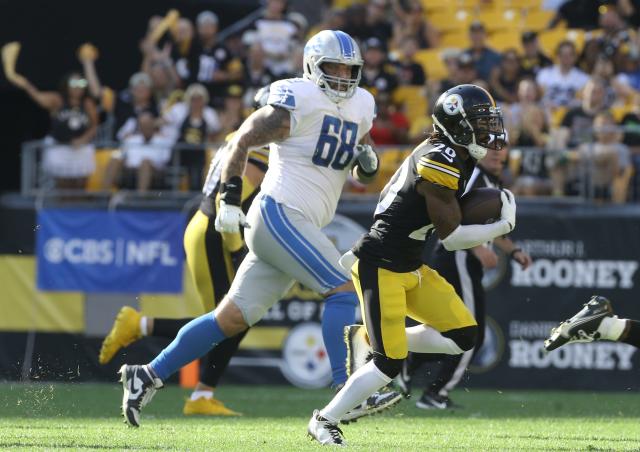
[1,0,639,391]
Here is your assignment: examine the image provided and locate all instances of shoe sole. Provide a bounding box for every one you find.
[415,400,449,410]
[544,312,611,351]
[340,393,403,425]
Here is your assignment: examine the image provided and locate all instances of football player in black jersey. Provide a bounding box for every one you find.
[309,84,517,445]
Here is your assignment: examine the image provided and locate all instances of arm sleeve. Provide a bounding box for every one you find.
[442,221,512,251]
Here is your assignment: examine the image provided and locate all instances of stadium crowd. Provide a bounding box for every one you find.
[7,0,640,202]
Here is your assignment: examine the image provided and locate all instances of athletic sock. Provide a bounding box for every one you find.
[320,360,391,423]
[190,390,214,401]
[152,318,192,338]
[406,325,464,354]
[150,313,227,381]
[597,316,628,341]
[620,320,640,348]
[322,292,357,386]
[140,317,148,336]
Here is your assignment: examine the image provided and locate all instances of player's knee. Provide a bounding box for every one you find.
[324,290,358,307]
[214,297,249,336]
[372,353,404,379]
[325,280,355,296]
[443,325,478,352]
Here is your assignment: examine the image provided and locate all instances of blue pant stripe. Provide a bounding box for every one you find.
[261,198,333,291]
[272,201,347,287]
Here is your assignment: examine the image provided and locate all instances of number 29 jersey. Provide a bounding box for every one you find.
[352,138,476,273]
[261,78,376,228]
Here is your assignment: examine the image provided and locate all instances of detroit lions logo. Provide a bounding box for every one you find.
[443,94,463,115]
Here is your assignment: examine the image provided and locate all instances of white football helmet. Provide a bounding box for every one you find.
[303,30,363,103]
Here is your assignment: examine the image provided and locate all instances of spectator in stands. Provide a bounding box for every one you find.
[162,83,221,190]
[114,73,158,141]
[307,8,347,39]
[490,49,522,105]
[77,43,115,141]
[619,98,640,200]
[9,72,97,189]
[393,36,426,86]
[558,76,609,149]
[369,92,409,145]
[536,40,589,110]
[619,0,640,28]
[463,21,501,83]
[508,79,549,149]
[598,2,636,64]
[391,0,439,50]
[147,58,181,112]
[217,84,246,137]
[520,31,553,78]
[103,112,172,193]
[621,53,640,91]
[360,37,399,96]
[591,54,637,106]
[186,11,239,106]
[548,0,602,30]
[348,0,393,43]
[508,80,553,197]
[579,111,632,202]
[172,18,195,82]
[244,0,299,78]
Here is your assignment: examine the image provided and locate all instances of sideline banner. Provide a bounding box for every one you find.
[463,208,640,390]
[36,209,185,294]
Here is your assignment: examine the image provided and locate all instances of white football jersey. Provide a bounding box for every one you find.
[261,78,376,227]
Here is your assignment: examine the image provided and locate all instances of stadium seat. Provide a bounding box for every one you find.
[476,10,522,34]
[611,105,634,122]
[428,9,473,33]
[539,28,585,56]
[86,148,118,191]
[414,49,449,81]
[393,86,429,122]
[420,0,454,13]
[522,10,555,31]
[372,148,404,191]
[439,32,471,49]
[487,30,524,53]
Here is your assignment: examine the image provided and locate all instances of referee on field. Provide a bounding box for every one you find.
[405,137,532,409]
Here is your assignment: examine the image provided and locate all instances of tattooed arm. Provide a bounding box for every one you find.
[214,105,290,233]
[221,105,291,183]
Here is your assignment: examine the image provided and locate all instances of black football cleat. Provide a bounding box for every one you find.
[119,364,163,427]
[415,391,456,410]
[544,295,614,352]
[392,358,412,399]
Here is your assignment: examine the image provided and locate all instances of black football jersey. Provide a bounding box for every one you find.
[352,138,476,272]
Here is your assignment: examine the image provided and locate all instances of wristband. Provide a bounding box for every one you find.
[509,248,523,260]
[220,175,243,206]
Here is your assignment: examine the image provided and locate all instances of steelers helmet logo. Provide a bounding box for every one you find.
[443,94,463,115]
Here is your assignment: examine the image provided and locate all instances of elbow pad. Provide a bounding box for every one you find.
[442,220,512,251]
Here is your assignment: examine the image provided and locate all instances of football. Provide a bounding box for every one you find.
[459,187,502,225]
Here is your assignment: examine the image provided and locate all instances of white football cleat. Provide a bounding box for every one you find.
[119,364,163,427]
[308,410,346,446]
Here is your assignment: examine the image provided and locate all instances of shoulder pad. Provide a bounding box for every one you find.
[267,79,298,110]
[415,144,460,190]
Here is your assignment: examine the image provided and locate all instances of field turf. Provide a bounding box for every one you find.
[1,383,640,451]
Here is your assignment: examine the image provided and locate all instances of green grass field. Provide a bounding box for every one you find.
[1,383,640,451]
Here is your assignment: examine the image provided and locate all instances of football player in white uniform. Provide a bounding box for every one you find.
[118,30,400,427]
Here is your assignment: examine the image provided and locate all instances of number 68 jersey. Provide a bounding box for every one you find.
[260,78,376,228]
[352,138,476,273]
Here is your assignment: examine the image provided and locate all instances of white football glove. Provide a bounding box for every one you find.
[355,144,379,175]
[500,189,516,232]
[214,200,249,233]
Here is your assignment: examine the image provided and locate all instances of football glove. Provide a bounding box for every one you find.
[355,144,379,176]
[500,189,516,232]
[215,201,249,233]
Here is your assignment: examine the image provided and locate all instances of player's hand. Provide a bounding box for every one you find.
[472,246,498,269]
[355,144,379,175]
[512,249,532,270]
[500,189,516,232]
[215,201,249,233]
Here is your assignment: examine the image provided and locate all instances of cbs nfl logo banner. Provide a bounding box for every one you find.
[36,209,185,294]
